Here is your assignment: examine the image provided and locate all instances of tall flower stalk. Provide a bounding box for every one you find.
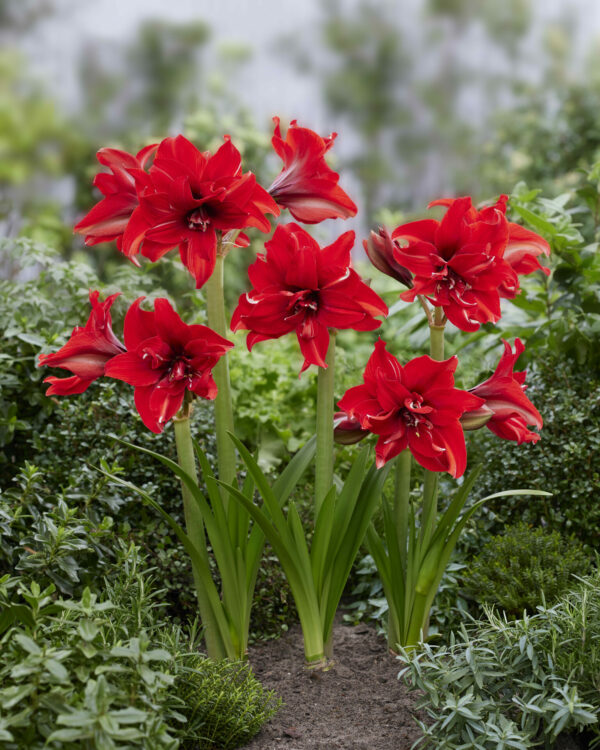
[205,243,237,491]
[315,335,336,516]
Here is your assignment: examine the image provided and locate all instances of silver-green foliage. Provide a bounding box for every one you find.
[399,570,600,748]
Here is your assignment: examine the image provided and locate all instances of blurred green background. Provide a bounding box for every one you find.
[3,0,600,263]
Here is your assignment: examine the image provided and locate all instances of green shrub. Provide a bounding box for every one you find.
[174,655,281,749]
[468,353,600,549]
[0,555,183,749]
[399,569,600,748]
[463,522,591,617]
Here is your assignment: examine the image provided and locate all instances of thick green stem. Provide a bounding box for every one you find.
[405,592,429,649]
[205,251,236,493]
[394,450,412,570]
[173,411,227,659]
[315,334,336,518]
[415,306,446,640]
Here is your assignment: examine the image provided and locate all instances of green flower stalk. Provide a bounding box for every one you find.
[205,244,237,492]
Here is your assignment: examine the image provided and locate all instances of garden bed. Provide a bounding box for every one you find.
[246,616,423,749]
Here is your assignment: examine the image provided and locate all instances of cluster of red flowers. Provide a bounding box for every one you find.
[41,117,547,471]
[74,118,357,289]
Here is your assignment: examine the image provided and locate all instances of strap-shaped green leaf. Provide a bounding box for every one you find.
[322,462,390,642]
[94,462,232,655]
[324,448,369,568]
[310,485,337,592]
[272,435,317,503]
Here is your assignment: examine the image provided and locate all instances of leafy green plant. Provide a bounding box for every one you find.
[174,654,281,749]
[399,569,600,748]
[468,353,600,549]
[99,433,317,661]
[463,522,590,617]
[220,435,390,665]
[0,548,281,749]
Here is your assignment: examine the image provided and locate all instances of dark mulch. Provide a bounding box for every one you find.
[245,618,424,750]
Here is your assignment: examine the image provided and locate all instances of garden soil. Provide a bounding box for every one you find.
[246,617,424,750]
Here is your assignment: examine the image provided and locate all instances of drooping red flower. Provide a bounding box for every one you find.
[363,226,413,288]
[268,117,357,224]
[121,135,279,289]
[393,197,518,331]
[231,223,388,373]
[466,338,542,444]
[337,340,484,476]
[39,291,125,396]
[104,298,233,433]
[74,145,157,253]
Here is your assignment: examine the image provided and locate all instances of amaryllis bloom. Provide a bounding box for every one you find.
[466,338,542,444]
[268,117,357,224]
[393,197,519,331]
[121,135,279,288]
[74,145,157,252]
[231,223,388,373]
[104,298,233,433]
[337,340,484,476]
[363,226,412,288]
[39,291,125,396]
[431,195,551,296]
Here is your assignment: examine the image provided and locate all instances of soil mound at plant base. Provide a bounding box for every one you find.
[246,618,423,749]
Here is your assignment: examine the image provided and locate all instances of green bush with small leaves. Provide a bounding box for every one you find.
[400,569,600,748]
[0,474,281,750]
[174,655,281,749]
[463,522,591,617]
[468,353,600,549]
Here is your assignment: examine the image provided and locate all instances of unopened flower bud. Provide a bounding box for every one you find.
[460,405,494,431]
[363,227,413,288]
[333,412,368,445]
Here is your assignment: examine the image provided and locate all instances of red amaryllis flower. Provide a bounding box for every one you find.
[337,340,484,476]
[121,135,279,289]
[394,196,519,331]
[39,291,125,396]
[74,145,157,252]
[466,338,542,444]
[231,223,388,373]
[363,226,412,288]
[104,298,233,433]
[431,195,551,295]
[268,117,357,224]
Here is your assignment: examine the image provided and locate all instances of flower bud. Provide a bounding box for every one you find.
[460,405,494,431]
[333,412,368,445]
[363,227,413,288]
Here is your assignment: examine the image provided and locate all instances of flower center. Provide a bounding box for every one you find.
[399,392,434,436]
[187,206,211,231]
[285,289,320,319]
[168,356,194,384]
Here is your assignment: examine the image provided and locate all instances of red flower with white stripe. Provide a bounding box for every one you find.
[231,223,387,373]
[466,338,542,444]
[268,117,357,224]
[39,291,125,395]
[74,145,157,252]
[393,196,550,331]
[104,298,232,433]
[337,340,484,476]
[121,135,279,289]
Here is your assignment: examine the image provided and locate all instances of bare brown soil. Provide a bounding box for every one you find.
[245,618,424,750]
